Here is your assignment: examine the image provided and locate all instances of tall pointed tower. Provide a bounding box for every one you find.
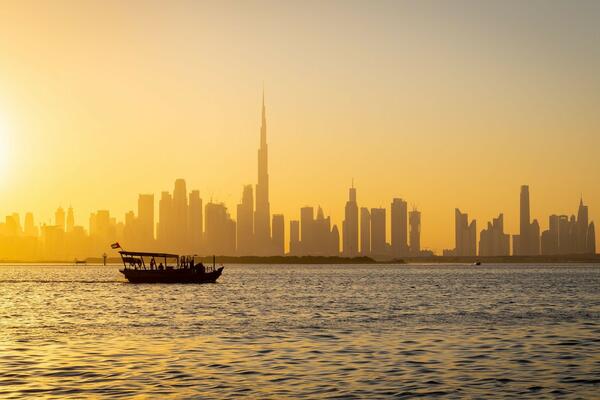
[254,91,271,254]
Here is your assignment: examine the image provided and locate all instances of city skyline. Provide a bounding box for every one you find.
[0,93,596,259]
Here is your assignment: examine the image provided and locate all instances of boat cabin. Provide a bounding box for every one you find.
[119,251,216,273]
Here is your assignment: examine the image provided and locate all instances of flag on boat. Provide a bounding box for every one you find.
[111,242,121,249]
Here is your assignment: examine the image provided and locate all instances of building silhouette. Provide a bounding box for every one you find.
[342,185,359,257]
[360,207,371,256]
[272,214,285,255]
[391,198,408,258]
[188,190,202,252]
[370,207,387,257]
[236,185,254,255]
[515,185,540,255]
[137,194,154,248]
[66,206,74,233]
[205,202,236,255]
[55,207,65,232]
[289,220,300,255]
[409,208,421,256]
[300,206,315,255]
[157,191,173,249]
[541,197,596,255]
[454,208,476,256]
[295,206,338,256]
[587,222,596,254]
[24,212,37,237]
[254,92,271,255]
[479,213,510,256]
[172,179,188,252]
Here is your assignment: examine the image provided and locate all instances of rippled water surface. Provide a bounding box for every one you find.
[1,263,599,398]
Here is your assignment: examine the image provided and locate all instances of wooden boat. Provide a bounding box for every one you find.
[117,249,224,284]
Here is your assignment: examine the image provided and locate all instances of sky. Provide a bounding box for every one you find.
[0,0,599,253]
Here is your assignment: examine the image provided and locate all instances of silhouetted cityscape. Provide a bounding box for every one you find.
[0,96,596,261]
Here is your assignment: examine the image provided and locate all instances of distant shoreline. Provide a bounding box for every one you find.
[1,254,599,264]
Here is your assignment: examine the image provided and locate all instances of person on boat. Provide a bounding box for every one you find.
[158,262,164,271]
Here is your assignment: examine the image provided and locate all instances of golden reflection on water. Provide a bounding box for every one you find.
[0,263,599,398]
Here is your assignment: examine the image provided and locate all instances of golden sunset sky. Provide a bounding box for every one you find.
[0,0,599,252]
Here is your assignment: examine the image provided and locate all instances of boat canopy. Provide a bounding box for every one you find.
[119,251,179,258]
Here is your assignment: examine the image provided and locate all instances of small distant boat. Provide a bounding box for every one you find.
[117,249,223,284]
[74,259,87,265]
[473,261,482,266]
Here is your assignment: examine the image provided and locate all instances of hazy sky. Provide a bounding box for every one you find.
[0,0,599,252]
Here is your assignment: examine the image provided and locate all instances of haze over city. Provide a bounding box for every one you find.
[1,0,599,254]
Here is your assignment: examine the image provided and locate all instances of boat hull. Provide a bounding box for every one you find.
[120,267,224,284]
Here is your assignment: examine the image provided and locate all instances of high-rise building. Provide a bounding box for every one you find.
[55,207,65,231]
[188,190,202,252]
[557,215,574,254]
[300,206,314,255]
[313,207,331,256]
[330,225,340,256]
[370,207,387,257]
[587,222,596,254]
[576,198,589,253]
[391,198,408,257]
[172,179,188,251]
[24,212,37,237]
[123,210,137,246]
[272,214,285,255]
[519,185,531,255]
[157,191,173,249]
[360,207,371,256]
[66,206,74,233]
[479,213,510,256]
[455,208,476,256]
[205,202,236,255]
[236,185,254,255]
[138,194,154,246]
[541,214,560,255]
[342,185,359,257]
[289,220,300,256]
[254,92,271,255]
[409,208,421,256]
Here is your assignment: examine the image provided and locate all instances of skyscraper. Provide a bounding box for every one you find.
[254,92,271,255]
[587,222,596,254]
[66,206,74,233]
[330,225,340,256]
[55,207,65,231]
[205,202,236,255]
[360,207,371,256]
[236,185,254,255]
[370,207,387,257]
[576,197,589,254]
[391,198,408,257]
[479,213,510,256]
[519,185,531,255]
[409,208,421,256]
[272,214,285,256]
[289,220,300,255]
[300,206,314,255]
[172,179,188,251]
[138,194,154,247]
[24,212,37,237]
[455,208,476,256]
[188,190,203,252]
[342,185,359,257]
[157,191,172,249]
